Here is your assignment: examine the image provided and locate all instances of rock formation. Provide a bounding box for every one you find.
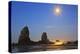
[40,32,49,44]
[18,26,53,45]
[18,26,31,45]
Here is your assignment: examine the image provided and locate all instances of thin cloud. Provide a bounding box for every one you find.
[45,25,54,29]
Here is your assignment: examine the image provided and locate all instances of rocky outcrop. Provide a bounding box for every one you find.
[18,26,31,45]
[39,32,50,44]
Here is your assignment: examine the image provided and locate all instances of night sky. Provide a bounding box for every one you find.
[11,1,78,43]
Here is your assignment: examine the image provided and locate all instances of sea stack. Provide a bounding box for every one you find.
[18,26,31,45]
[41,32,49,44]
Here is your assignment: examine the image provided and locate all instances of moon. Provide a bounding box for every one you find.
[54,6,61,16]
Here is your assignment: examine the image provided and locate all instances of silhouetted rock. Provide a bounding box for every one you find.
[39,32,50,44]
[66,40,78,46]
[18,26,31,45]
[73,40,78,44]
[56,40,60,42]
[41,32,48,41]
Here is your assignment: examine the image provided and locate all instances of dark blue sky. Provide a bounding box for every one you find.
[11,1,78,43]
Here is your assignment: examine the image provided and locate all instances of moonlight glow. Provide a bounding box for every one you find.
[54,6,61,16]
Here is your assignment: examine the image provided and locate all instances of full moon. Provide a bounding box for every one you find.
[54,6,61,16]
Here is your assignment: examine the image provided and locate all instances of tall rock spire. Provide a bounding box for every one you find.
[18,26,31,45]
